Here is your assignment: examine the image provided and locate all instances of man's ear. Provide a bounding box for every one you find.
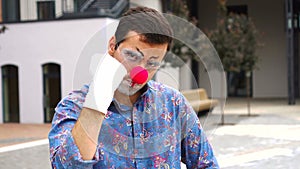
[108,36,116,56]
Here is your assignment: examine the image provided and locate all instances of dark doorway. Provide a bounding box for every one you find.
[1,65,20,123]
[42,63,61,123]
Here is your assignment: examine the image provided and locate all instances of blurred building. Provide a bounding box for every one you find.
[0,0,299,123]
[195,0,299,104]
[163,0,299,104]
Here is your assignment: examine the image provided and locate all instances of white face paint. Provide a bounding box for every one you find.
[117,77,144,96]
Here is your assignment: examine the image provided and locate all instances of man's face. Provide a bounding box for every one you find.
[109,31,168,96]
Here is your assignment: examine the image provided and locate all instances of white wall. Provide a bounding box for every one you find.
[179,59,193,90]
[156,67,180,90]
[155,60,193,91]
[0,17,115,123]
[130,0,162,12]
[20,0,37,21]
[198,0,288,98]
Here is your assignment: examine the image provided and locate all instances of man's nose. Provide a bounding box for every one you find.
[128,60,149,72]
[130,66,148,85]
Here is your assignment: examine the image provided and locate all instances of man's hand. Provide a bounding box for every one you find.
[72,53,127,160]
[83,53,127,114]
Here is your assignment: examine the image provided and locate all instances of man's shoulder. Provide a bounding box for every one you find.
[148,80,182,96]
[57,84,89,107]
[67,84,89,98]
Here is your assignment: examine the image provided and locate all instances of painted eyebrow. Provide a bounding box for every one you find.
[136,47,144,57]
[125,48,143,57]
[136,47,160,59]
[149,56,160,59]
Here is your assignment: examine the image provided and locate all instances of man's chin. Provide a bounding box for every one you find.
[117,83,142,96]
[117,88,137,96]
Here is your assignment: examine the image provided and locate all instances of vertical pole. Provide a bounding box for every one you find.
[220,71,226,125]
[294,5,299,97]
[295,24,299,97]
[246,71,251,116]
[286,0,296,105]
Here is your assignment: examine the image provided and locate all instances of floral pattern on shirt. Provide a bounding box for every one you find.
[48,80,219,169]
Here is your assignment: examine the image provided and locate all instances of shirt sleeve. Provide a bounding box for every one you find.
[48,85,101,169]
[179,95,219,169]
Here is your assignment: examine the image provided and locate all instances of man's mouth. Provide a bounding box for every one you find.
[122,78,136,88]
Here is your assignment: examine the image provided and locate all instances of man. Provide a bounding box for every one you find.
[49,6,219,168]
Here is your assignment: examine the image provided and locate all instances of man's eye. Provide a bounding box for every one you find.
[148,61,160,67]
[126,53,139,60]
[123,51,141,61]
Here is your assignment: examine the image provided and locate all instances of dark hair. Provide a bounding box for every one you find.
[115,6,173,50]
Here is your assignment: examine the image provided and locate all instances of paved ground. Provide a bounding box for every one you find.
[0,98,299,169]
[204,98,300,169]
[0,123,51,148]
[0,124,52,169]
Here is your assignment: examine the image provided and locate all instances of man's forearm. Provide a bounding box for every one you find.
[70,53,126,160]
[72,108,105,160]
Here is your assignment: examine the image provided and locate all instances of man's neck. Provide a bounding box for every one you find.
[114,90,141,107]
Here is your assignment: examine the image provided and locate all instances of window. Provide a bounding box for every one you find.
[1,65,20,123]
[37,1,55,20]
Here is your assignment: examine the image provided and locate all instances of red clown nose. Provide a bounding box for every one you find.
[130,66,148,87]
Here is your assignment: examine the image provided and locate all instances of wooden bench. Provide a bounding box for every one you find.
[181,88,218,115]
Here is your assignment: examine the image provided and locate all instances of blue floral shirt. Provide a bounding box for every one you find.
[48,80,219,169]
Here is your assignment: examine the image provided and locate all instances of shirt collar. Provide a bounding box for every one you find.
[140,80,158,97]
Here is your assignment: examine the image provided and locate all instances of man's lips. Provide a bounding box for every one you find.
[122,78,138,88]
[121,74,144,89]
